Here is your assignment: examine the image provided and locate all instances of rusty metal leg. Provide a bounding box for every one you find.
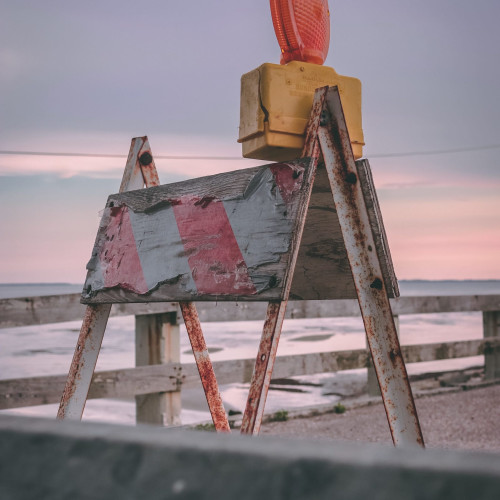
[58,136,161,421]
[57,304,111,420]
[317,88,424,447]
[238,90,325,436]
[240,300,288,435]
[179,301,230,433]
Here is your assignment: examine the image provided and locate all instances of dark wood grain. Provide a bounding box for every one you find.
[291,162,355,299]
[290,159,398,299]
[357,158,399,297]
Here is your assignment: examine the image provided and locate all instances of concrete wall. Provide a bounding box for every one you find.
[1,415,499,500]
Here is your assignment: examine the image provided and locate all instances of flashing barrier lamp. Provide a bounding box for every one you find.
[238,0,364,161]
[270,0,330,65]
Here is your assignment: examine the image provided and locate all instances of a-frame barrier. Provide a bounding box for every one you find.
[57,138,230,431]
[59,86,424,448]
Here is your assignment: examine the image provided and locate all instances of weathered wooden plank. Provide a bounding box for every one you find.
[0,293,86,328]
[80,160,396,304]
[3,338,497,410]
[484,311,500,379]
[3,294,500,328]
[135,312,181,426]
[82,159,314,303]
[402,339,492,364]
[290,163,354,299]
[80,151,396,303]
[290,159,398,300]
[88,364,181,399]
[195,295,500,322]
[390,295,500,315]
[356,159,399,297]
[0,293,177,328]
[0,363,181,410]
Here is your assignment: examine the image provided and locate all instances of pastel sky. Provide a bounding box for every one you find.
[1,0,499,283]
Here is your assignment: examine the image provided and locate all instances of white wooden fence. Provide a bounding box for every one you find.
[0,293,499,424]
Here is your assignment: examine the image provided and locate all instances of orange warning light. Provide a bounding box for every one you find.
[270,0,330,65]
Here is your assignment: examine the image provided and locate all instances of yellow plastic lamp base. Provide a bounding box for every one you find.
[238,61,364,161]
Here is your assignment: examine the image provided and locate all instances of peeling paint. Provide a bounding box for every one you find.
[82,161,312,303]
[180,302,230,433]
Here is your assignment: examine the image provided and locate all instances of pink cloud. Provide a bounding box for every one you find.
[381,187,500,280]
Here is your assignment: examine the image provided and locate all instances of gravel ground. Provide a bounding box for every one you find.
[260,385,500,452]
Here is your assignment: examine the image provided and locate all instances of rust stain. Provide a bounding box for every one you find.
[57,306,96,419]
[317,87,424,448]
[241,301,284,435]
[59,137,161,421]
[302,86,329,159]
[138,147,160,187]
[180,302,230,433]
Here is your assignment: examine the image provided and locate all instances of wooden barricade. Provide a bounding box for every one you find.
[58,86,424,447]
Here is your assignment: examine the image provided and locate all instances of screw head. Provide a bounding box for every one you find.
[139,152,153,166]
[370,278,383,290]
[346,172,357,184]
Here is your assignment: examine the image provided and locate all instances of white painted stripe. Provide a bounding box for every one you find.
[223,167,295,292]
[129,205,197,294]
[82,208,110,297]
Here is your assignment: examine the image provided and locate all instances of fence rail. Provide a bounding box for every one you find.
[2,293,500,328]
[1,293,499,422]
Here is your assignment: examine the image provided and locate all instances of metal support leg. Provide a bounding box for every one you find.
[58,136,160,421]
[57,304,111,419]
[179,302,230,432]
[241,300,288,435]
[239,93,324,435]
[367,315,400,397]
[318,87,424,447]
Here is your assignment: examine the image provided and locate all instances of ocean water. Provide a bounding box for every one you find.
[1,280,499,425]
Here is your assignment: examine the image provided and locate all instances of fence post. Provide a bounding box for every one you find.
[483,311,500,380]
[135,311,182,425]
[367,315,400,397]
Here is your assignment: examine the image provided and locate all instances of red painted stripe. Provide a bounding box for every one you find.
[172,196,257,296]
[270,162,305,204]
[100,206,148,294]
